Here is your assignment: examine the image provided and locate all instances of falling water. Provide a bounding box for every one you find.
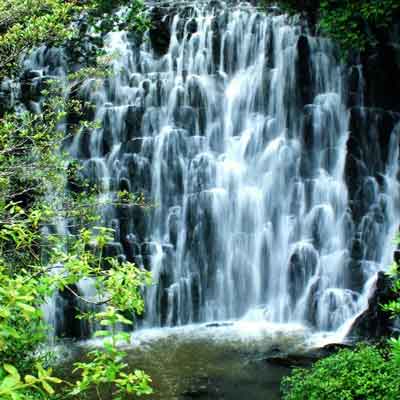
[16,0,400,336]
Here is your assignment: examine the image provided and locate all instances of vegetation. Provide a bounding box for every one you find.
[0,0,150,79]
[0,0,153,399]
[282,345,400,400]
[282,248,400,400]
[260,0,400,52]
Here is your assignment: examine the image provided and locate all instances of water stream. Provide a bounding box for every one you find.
[62,0,400,333]
[15,0,400,385]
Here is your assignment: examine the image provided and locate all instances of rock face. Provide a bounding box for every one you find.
[347,272,398,340]
[361,44,400,113]
[149,7,171,56]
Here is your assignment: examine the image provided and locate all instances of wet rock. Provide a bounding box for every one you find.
[118,177,130,192]
[361,43,400,113]
[122,233,141,261]
[20,73,50,105]
[211,18,221,68]
[104,241,124,258]
[205,322,234,328]
[264,343,353,368]
[56,284,83,339]
[296,35,312,106]
[173,106,198,133]
[345,107,400,222]
[304,278,320,327]
[125,105,144,139]
[0,79,13,116]
[347,247,366,293]
[186,18,198,37]
[187,153,216,194]
[125,137,144,154]
[167,206,181,246]
[347,271,397,340]
[149,7,171,56]
[141,241,158,256]
[288,243,318,308]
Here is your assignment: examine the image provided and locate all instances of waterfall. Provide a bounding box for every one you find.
[17,0,400,336]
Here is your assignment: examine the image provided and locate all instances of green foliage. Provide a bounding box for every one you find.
[282,345,400,400]
[0,363,62,399]
[0,0,150,79]
[0,0,80,78]
[0,216,152,399]
[0,1,153,399]
[319,0,400,53]
[72,306,152,399]
[259,0,400,52]
[88,0,151,35]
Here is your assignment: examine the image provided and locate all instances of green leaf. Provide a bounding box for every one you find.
[3,365,20,380]
[46,376,62,384]
[42,381,54,395]
[16,302,36,314]
[24,375,37,384]
[0,375,20,389]
[94,330,110,338]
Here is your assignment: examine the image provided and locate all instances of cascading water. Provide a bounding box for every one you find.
[16,0,400,337]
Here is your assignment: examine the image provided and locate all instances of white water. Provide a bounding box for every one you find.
[17,1,400,338]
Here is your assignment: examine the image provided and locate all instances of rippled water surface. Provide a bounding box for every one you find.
[60,320,343,399]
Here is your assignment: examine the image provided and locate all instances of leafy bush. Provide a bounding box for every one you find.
[0,2,153,398]
[0,0,150,78]
[319,0,400,52]
[282,345,400,400]
[259,0,400,52]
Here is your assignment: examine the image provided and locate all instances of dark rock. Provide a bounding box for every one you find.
[347,271,397,339]
[149,7,171,56]
[186,18,198,37]
[211,18,221,68]
[125,138,144,154]
[304,277,320,327]
[141,241,158,256]
[296,35,312,106]
[56,284,83,339]
[0,79,14,116]
[125,105,144,140]
[205,322,234,328]
[20,73,50,105]
[123,233,141,261]
[345,107,400,225]
[104,241,124,258]
[288,243,318,308]
[264,343,353,368]
[187,153,216,193]
[167,206,181,246]
[118,177,130,192]
[361,44,400,113]
[173,106,198,133]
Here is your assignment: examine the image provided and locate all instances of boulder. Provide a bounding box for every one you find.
[264,343,353,368]
[347,271,397,340]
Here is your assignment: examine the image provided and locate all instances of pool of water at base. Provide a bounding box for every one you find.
[58,320,344,400]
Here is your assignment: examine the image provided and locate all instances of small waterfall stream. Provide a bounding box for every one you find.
[17,0,400,338]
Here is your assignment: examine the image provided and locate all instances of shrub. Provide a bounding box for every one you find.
[281,345,400,400]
